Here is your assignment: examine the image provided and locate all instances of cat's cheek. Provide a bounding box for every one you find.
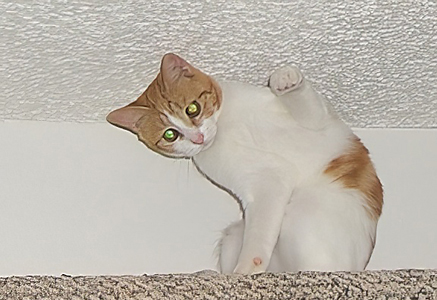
[202,125,218,150]
[198,118,218,149]
[154,140,180,158]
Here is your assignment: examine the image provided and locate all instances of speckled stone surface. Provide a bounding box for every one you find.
[1,0,436,127]
[1,270,436,299]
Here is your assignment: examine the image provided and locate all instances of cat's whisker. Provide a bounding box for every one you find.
[186,158,190,185]
[175,159,184,192]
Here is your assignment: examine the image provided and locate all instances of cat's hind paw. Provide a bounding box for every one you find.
[269,65,304,96]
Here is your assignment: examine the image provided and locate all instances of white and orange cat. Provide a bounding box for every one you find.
[107,53,383,274]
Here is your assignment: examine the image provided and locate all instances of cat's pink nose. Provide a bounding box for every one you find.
[191,133,204,144]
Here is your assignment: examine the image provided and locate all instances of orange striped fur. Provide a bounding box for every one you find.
[324,137,383,220]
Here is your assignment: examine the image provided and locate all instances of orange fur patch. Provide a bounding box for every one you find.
[324,137,383,220]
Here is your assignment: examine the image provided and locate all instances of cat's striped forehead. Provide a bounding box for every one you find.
[152,81,221,127]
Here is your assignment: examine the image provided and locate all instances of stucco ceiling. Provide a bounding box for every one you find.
[1,0,436,127]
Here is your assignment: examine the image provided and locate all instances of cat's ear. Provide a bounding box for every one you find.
[106,106,149,134]
[160,53,194,85]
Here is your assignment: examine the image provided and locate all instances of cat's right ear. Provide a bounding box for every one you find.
[106,106,149,134]
[160,53,194,86]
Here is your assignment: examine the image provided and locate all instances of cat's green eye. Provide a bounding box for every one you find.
[186,101,201,118]
[163,129,179,142]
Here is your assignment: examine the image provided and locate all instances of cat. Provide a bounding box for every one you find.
[106,53,383,274]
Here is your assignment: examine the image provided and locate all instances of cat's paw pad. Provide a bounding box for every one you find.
[233,257,266,275]
[253,257,262,266]
[269,65,304,96]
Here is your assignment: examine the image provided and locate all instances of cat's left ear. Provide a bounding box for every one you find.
[106,106,149,134]
[160,53,194,85]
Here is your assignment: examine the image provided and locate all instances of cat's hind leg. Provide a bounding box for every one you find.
[271,185,376,272]
[216,220,244,274]
[269,66,336,130]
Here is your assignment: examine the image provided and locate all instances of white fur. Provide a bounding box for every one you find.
[185,67,379,274]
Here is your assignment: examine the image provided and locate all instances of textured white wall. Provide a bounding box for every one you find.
[1,0,436,127]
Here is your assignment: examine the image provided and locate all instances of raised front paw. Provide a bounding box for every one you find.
[233,256,267,275]
[269,65,304,96]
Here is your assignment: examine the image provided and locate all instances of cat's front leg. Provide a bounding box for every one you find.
[233,176,293,275]
[269,66,336,130]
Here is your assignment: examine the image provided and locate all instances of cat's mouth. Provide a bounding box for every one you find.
[176,128,216,159]
[187,133,216,156]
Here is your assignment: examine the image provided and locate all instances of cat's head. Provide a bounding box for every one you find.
[107,53,222,159]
